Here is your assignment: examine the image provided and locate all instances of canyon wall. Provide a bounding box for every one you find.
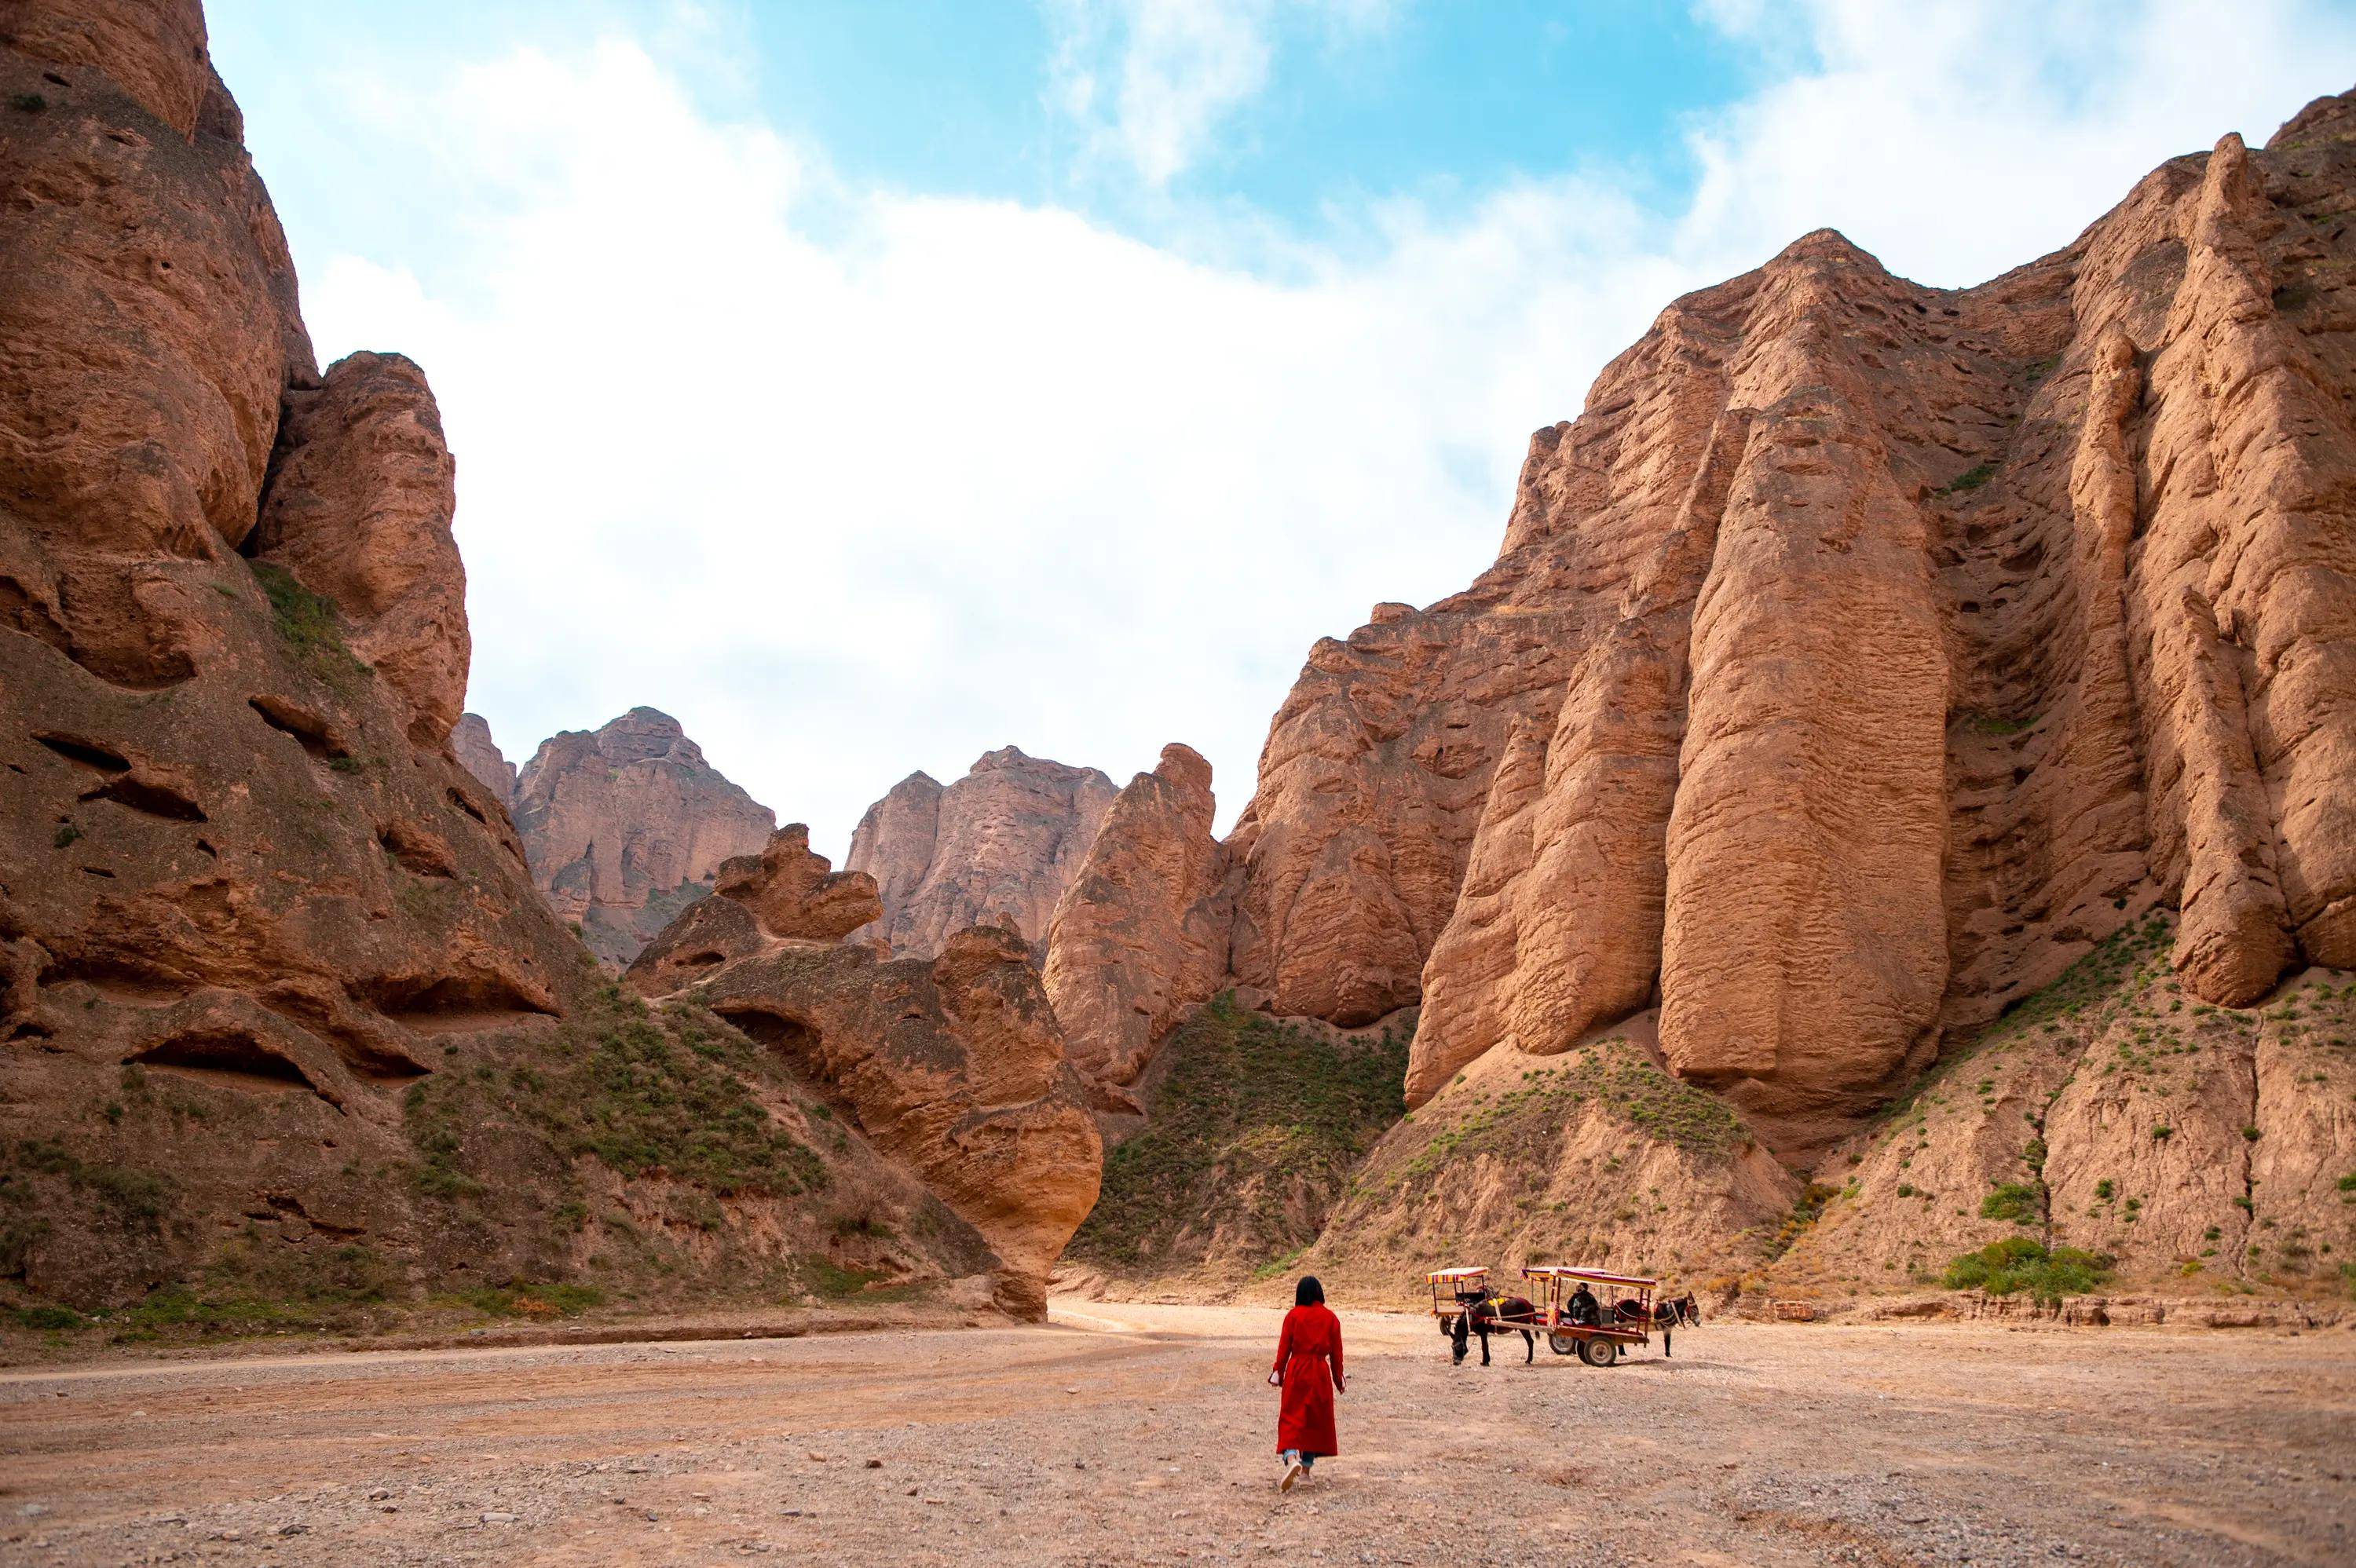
[1058,92,2356,1154]
[510,707,774,967]
[846,747,1116,959]
[1060,90,2356,1303]
[0,2,1081,1321]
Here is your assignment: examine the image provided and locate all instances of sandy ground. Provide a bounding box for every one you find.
[0,1302,2351,1568]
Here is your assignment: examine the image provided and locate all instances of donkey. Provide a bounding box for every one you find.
[1611,1292,1701,1355]
[1447,1292,1539,1366]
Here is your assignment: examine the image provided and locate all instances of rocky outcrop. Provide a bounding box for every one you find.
[846,747,1116,959]
[1298,1023,1797,1305]
[250,351,468,747]
[628,824,880,996]
[450,712,516,810]
[1780,914,2356,1298]
[626,830,1103,1318]
[0,0,309,689]
[1041,744,1231,1094]
[511,707,774,967]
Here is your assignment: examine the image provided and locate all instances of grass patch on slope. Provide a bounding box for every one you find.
[249,561,373,690]
[1396,1039,1746,1189]
[1067,993,1409,1274]
[404,985,827,1204]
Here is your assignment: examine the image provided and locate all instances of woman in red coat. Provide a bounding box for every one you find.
[1270,1276,1343,1491]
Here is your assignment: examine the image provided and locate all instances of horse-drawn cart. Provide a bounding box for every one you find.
[1425,1266,1491,1332]
[1523,1265,1657,1366]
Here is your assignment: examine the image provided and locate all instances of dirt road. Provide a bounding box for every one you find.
[1,1301,2350,1566]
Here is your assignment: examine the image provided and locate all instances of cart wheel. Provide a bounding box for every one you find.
[1579,1336,1619,1368]
[1548,1332,1577,1357]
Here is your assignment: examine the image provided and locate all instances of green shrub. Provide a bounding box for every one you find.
[1979,1182,2042,1225]
[1943,1238,2111,1303]
[1940,461,1999,495]
[453,1282,602,1319]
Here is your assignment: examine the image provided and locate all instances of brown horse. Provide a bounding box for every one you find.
[1447,1292,1539,1365]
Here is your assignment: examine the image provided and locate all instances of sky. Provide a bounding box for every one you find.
[206,0,2356,859]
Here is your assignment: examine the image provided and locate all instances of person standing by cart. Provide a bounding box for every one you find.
[1269,1276,1344,1492]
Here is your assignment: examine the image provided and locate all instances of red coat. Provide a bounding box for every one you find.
[1272,1303,1344,1457]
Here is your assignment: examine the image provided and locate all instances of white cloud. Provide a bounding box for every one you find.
[272,1,2356,860]
[1045,0,1396,188]
[1674,0,2356,287]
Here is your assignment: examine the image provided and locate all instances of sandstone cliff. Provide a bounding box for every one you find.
[0,2,1002,1324]
[1041,744,1231,1097]
[511,707,774,968]
[1057,89,2356,1305]
[846,747,1116,959]
[1066,94,2356,1150]
[450,712,516,810]
[626,828,1104,1317]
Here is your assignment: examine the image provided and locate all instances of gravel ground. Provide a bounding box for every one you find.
[0,1300,2349,1566]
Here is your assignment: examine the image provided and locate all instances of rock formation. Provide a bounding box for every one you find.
[0,0,574,1304]
[1781,912,2356,1298]
[0,2,1006,1319]
[1041,744,1231,1095]
[627,828,1103,1317]
[1045,93,2356,1168]
[248,351,469,748]
[510,707,774,967]
[1052,89,2356,1304]
[846,747,1116,959]
[450,712,516,810]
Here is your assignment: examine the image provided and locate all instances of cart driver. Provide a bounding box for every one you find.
[1567,1281,1600,1326]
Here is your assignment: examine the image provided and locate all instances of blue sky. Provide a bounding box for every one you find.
[204,1,2356,855]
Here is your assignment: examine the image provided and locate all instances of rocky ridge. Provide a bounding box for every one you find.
[627,827,1103,1317]
[847,747,1116,959]
[510,707,775,968]
[449,712,515,810]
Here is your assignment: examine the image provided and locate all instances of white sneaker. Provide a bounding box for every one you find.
[1279,1457,1304,1493]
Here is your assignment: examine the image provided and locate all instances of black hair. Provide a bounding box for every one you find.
[1295,1275,1324,1307]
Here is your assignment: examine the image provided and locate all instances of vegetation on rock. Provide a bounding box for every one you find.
[1068,994,1408,1277]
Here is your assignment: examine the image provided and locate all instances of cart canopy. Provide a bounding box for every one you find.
[1522,1265,1656,1288]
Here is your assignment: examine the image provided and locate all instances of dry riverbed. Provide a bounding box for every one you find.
[0,1300,2350,1566]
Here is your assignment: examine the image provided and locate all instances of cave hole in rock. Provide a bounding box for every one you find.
[34,733,129,773]
[80,775,206,822]
[247,696,347,761]
[376,821,455,878]
[357,973,556,1033]
[716,1007,826,1076]
[444,787,487,824]
[335,1037,434,1084]
[41,958,187,1006]
[128,1029,324,1095]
